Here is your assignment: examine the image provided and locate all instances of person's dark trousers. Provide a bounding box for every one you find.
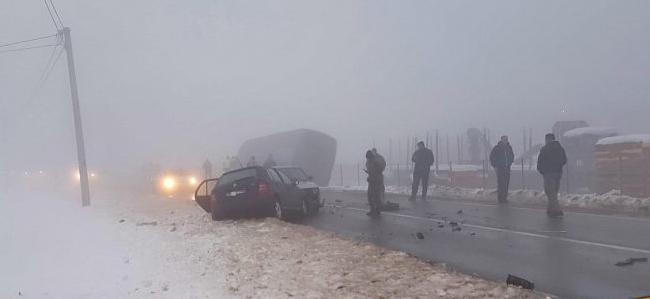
[367,180,382,213]
[496,167,511,202]
[543,172,563,215]
[411,170,430,199]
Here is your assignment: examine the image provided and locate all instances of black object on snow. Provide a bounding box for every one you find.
[615,257,648,267]
[506,274,535,290]
[457,209,463,214]
[416,232,425,240]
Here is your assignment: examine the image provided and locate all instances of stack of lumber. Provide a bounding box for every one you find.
[594,135,650,197]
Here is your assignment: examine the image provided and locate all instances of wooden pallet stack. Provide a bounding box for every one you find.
[594,135,650,197]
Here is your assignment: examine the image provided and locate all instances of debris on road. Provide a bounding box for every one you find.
[416,232,425,240]
[457,209,463,214]
[136,221,158,226]
[118,219,125,223]
[615,257,648,267]
[507,274,535,290]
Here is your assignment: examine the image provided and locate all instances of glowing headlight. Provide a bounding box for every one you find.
[163,176,176,190]
[188,176,198,186]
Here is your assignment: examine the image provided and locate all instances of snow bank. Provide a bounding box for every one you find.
[563,126,617,138]
[2,187,544,298]
[596,134,650,145]
[329,185,650,214]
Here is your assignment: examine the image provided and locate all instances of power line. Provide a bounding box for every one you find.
[43,0,60,30]
[0,44,59,54]
[48,0,65,28]
[0,34,58,48]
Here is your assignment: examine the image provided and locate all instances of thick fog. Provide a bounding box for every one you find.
[2,0,649,173]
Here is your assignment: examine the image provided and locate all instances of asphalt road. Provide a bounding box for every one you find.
[299,190,650,299]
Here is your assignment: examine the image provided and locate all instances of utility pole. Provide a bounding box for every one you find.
[62,27,90,206]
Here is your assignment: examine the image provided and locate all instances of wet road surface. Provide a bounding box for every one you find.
[299,190,650,299]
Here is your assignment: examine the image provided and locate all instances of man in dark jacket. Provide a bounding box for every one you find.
[410,141,435,200]
[537,133,567,217]
[490,136,515,203]
[366,150,385,216]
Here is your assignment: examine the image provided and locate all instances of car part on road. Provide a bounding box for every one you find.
[506,274,535,290]
[615,257,647,267]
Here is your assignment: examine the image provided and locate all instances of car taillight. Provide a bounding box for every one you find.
[257,181,271,196]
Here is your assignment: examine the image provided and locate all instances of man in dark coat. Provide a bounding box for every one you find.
[490,136,515,203]
[537,133,567,217]
[365,150,385,216]
[410,141,435,200]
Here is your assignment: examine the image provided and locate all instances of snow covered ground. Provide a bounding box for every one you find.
[327,185,650,214]
[1,187,545,298]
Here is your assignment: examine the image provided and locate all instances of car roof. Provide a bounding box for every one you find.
[221,166,264,176]
[272,166,303,170]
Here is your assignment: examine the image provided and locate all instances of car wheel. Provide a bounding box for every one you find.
[274,199,287,221]
[211,198,225,221]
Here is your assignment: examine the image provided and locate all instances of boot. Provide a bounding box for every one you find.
[547,201,564,218]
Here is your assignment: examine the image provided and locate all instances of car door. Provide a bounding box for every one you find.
[218,168,258,210]
[270,168,301,209]
[194,178,219,213]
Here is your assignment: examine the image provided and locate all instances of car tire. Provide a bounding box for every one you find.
[274,198,287,221]
[211,198,225,221]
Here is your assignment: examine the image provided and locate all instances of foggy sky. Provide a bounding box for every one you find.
[1,0,649,172]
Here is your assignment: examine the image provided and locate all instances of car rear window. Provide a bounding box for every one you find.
[277,168,309,181]
[218,168,258,187]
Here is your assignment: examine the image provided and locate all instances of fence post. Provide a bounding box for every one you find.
[618,155,623,199]
[397,164,401,187]
[521,159,525,190]
[449,161,454,187]
[357,163,360,186]
[482,159,486,189]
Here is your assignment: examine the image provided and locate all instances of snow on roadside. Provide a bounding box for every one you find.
[327,185,650,214]
[143,203,544,299]
[0,189,231,299]
[2,188,546,298]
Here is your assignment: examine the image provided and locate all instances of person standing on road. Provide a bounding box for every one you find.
[202,159,213,179]
[490,136,515,203]
[410,141,434,200]
[246,156,258,167]
[263,154,277,168]
[365,150,384,217]
[537,133,567,217]
[372,148,387,207]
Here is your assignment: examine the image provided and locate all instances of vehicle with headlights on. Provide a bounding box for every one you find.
[157,169,200,198]
[194,166,320,220]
